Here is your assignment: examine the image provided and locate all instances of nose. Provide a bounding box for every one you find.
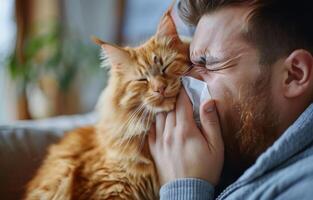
[154,85,166,95]
[153,83,166,95]
[151,76,167,96]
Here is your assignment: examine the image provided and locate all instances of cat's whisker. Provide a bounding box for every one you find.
[125,108,143,132]
[137,109,148,141]
[119,107,148,156]
[182,65,193,76]
[120,104,145,134]
[128,104,152,155]
[134,109,150,157]
[118,103,148,153]
[167,80,181,93]
[114,104,145,148]
[138,109,153,154]
[120,108,144,139]
[117,120,142,154]
[145,95,158,103]
[133,105,152,147]
[125,105,146,135]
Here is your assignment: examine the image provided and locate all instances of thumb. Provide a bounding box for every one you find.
[199,100,224,151]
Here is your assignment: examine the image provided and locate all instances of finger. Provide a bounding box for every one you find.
[165,110,176,130]
[199,100,224,151]
[176,88,193,122]
[148,122,156,154]
[156,112,166,139]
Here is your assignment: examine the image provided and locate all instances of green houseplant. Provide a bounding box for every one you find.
[7,22,102,119]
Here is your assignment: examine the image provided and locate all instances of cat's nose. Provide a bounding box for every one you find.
[153,84,166,95]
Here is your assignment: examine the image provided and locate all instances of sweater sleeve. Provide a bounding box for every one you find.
[159,178,214,200]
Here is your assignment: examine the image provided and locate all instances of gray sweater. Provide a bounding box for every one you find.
[160,103,313,200]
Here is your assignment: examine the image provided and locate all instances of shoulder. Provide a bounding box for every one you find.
[258,150,313,199]
[274,177,313,200]
[231,149,313,200]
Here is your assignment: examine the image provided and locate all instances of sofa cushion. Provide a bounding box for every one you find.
[0,112,97,200]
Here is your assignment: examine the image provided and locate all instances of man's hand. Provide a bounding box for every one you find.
[148,88,224,186]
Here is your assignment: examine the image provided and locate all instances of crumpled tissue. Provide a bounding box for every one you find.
[181,76,212,127]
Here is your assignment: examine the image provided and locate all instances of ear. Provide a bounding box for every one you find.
[283,49,313,98]
[91,36,131,71]
[155,1,180,39]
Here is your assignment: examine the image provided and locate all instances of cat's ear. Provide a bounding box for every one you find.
[91,36,130,71]
[155,2,180,39]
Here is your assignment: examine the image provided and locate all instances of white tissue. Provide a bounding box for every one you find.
[181,76,212,127]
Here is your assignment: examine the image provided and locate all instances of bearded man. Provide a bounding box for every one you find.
[149,0,313,199]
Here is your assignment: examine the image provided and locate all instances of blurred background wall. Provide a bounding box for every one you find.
[0,0,181,124]
[0,0,16,123]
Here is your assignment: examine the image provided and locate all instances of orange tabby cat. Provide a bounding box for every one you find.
[24,8,190,200]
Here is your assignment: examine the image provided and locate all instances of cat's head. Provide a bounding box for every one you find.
[94,9,190,124]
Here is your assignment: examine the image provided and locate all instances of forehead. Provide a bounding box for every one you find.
[190,6,252,58]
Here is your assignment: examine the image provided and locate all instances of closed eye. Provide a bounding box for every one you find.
[162,63,171,74]
[191,56,206,67]
[206,64,225,72]
[136,78,148,82]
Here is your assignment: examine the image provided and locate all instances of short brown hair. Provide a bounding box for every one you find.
[178,0,313,65]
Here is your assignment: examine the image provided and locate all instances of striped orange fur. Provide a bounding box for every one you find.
[25,8,190,200]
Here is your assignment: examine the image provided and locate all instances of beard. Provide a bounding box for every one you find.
[222,70,281,172]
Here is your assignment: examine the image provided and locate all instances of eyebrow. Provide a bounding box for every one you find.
[207,54,242,71]
[191,54,222,65]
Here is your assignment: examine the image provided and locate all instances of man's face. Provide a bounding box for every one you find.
[190,7,279,166]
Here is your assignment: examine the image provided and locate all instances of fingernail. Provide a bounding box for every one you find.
[207,106,215,113]
[206,101,215,113]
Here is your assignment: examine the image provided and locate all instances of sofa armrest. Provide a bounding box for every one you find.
[0,112,98,200]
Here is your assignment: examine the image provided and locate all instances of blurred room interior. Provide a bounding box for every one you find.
[0,0,182,124]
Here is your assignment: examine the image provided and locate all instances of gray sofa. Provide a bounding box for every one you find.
[0,113,97,200]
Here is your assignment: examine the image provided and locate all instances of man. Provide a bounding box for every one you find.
[149,0,313,199]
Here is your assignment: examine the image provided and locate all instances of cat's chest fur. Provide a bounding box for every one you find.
[69,128,159,200]
[25,126,159,200]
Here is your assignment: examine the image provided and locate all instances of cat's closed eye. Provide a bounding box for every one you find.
[162,63,171,74]
[136,78,148,82]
